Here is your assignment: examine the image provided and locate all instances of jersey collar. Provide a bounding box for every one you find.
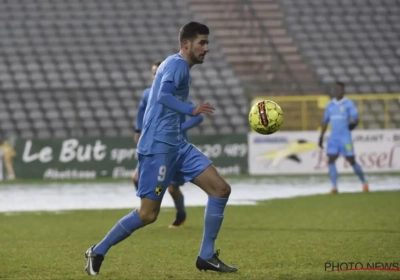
[333,97,347,104]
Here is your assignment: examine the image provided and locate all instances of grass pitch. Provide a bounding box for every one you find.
[1,191,400,280]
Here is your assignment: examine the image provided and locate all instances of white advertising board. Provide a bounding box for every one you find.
[248,130,400,175]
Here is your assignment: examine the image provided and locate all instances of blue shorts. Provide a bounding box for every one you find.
[326,138,355,157]
[137,143,212,200]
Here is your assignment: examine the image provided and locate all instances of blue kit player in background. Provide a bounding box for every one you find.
[168,105,204,228]
[318,82,369,194]
[132,61,204,227]
[132,60,162,189]
[85,22,238,276]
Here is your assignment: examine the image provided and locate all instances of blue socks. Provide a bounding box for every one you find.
[352,162,366,183]
[199,196,228,260]
[173,196,186,220]
[328,163,338,189]
[93,209,144,256]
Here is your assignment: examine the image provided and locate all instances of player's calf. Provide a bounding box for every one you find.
[327,155,339,192]
[168,185,186,228]
[345,156,368,191]
[191,165,236,271]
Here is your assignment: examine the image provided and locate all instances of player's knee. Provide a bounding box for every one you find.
[137,199,161,225]
[168,186,177,195]
[138,208,159,225]
[168,185,177,193]
[346,157,356,165]
[132,171,139,182]
[328,156,337,164]
[214,182,231,198]
[168,185,182,199]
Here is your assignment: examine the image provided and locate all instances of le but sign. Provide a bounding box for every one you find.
[9,135,248,179]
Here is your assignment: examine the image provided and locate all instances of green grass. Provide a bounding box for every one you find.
[1,191,400,279]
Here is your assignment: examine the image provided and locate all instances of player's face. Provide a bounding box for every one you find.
[188,34,209,64]
[151,65,159,80]
[334,85,345,100]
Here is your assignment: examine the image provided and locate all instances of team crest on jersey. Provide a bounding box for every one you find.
[155,185,163,196]
[340,106,345,111]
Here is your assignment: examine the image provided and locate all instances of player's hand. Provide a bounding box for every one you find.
[193,103,215,116]
[318,135,324,149]
[348,123,357,131]
[134,132,141,144]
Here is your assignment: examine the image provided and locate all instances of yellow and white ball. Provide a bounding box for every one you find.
[248,100,284,135]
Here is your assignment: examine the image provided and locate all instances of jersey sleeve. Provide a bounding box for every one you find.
[347,100,359,120]
[160,59,189,88]
[181,115,203,131]
[157,60,194,115]
[135,89,149,131]
[322,104,330,124]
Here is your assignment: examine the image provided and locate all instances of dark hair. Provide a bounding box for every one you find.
[179,22,209,42]
[336,81,345,89]
[153,60,162,67]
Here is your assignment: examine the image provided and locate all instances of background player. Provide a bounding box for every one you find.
[168,105,203,229]
[318,82,369,194]
[132,62,203,228]
[132,60,162,189]
[85,22,237,275]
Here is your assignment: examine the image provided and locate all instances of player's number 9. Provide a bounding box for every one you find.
[157,166,167,182]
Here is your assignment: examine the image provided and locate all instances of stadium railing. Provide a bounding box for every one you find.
[251,93,400,131]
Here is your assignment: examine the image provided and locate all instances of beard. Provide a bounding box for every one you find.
[190,52,204,64]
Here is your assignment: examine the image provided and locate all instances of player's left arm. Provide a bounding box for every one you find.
[157,60,196,115]
[157,60,214,116]
[181,100,204,131]
[181,115,203,131]
[134,90,148,143]
[348,100,359,131]
[135,91,147,132]
[318,105,330,148]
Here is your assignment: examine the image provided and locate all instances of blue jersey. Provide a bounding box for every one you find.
[135,88,151,132]
[136,92,201,142]
[137,54,192,155]
[323,98,358,140]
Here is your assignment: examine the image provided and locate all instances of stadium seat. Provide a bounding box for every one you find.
[0,0,246,139]
[276,0,400,128]
[1,0,399,138]
[278,0,400,94]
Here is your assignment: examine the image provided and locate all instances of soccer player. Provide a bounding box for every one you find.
[318,82,369,194]
[132,62,203,227]
[85,22,238,275]
[168,105,204,228]
[132,60,162,190]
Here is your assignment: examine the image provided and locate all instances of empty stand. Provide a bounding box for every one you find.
[189,0,323,96]
[277,0,400,128]
[1,0,400,137]
[279,0,400,94]
[0,0,248,139]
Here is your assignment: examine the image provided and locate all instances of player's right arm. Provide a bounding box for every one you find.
[157,60,214,116]
[319,104,330,148]
[134,89,149,144]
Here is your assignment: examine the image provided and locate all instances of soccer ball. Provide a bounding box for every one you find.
[248,100,284,135]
